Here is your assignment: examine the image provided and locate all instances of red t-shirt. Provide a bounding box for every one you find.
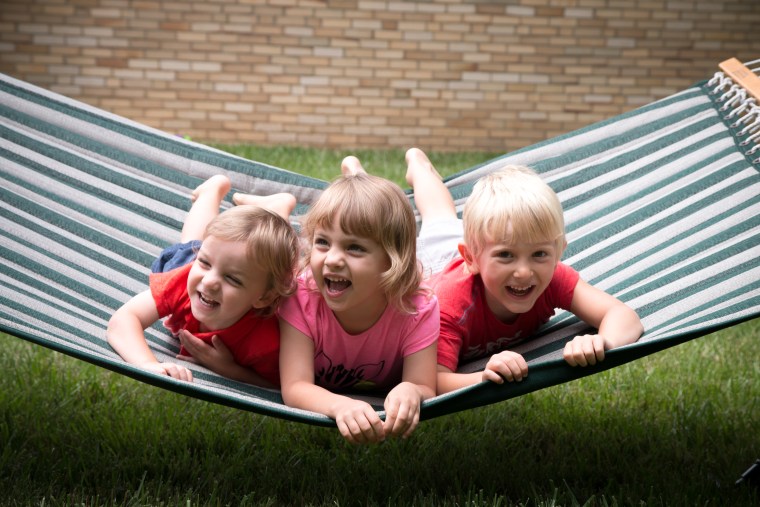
[434,257,579,371]
[149,263,280,386]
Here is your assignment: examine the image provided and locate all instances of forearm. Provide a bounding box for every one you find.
[214,363,275,388]
[106,316,158,366]
[599,304,644,349]
[281,381,354,419]
[436,369,482,394]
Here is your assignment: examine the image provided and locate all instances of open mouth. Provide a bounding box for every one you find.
[507,285,534,298]
[324,276,352,295]
[197,292,220,308]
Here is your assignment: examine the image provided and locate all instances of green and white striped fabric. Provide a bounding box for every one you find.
[1,71,758,425]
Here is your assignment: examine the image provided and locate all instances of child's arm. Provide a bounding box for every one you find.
[436,349,529,394]
[383,342,437,439]
[106,289,193,381]
[436,367,481,394]
[565,279,644,367]
[279,320,386,444]
[176,330,276,388]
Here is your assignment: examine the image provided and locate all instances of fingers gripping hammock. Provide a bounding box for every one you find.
[1,58,758,426]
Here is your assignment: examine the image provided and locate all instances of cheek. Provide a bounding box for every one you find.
[307,249,319,266]
[186,268,200,289]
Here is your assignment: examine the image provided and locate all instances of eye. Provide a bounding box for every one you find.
[495,250,513,259]
[533,250,550,259]
[314,237,329,248]
[347,243,366,253]
[196,256,211,268]
[225,275,243,287]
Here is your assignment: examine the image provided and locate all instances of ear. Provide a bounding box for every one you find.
[458,242,479,274]
[558,238,568,261]
[252,288,278,309]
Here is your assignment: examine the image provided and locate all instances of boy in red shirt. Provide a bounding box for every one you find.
[404,148,643,394]
[107,175,299,387]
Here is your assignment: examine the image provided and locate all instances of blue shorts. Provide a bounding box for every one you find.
[416,217,463,277]
[151,240,202,273]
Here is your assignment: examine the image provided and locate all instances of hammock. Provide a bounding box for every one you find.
[1,58,758,426]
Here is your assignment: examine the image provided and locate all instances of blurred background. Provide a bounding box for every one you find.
[2,0,759,154]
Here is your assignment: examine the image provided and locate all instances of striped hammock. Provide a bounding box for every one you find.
[1,61,758,426]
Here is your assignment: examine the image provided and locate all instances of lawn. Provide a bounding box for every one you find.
[0,145,757,506]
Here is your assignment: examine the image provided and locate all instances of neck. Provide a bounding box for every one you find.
[334,299,388,335]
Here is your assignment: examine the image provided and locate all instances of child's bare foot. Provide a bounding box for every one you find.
[191,174,231,203]
[405,148,441,188]
[232,192,296,220]
[341,156,367,176]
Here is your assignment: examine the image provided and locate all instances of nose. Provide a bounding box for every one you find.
[324,246,344,268]
[201,269,222,290]
[513,259,532,278]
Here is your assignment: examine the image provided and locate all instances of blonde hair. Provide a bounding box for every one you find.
[205,205,299,317]
[463,165,565,256]
[302,173,423,314]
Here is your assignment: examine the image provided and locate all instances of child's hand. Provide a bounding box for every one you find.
[332,398,385,445]
[383,382,423,439]
[563,334,605,367]
[482,350,529,383]
[177,330,234,369]
[141,361,193,382]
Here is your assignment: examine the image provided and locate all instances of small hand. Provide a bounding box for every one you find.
[481,350,529,383]
[563,334,605,367]
[383,382,422,439]
[177,330,235,370]
[141,361,193,382]
[332,398,386,445]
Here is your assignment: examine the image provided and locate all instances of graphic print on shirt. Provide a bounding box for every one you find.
[463,331,524,361]
[315,351,385,391]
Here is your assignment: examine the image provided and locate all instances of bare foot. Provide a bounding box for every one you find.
[405,148,441,188]
[232,192,297,220]
[191,174,231,203]
[341,156,367,176]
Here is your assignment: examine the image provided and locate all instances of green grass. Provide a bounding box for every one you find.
[0,145,758,506]
[210,144,501,187]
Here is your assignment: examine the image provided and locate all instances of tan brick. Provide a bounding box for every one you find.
[2,0,759,152]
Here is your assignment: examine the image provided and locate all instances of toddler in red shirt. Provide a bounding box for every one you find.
[107,175,299,387]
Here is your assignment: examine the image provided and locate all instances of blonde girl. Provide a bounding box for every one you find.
[277,160,439,444]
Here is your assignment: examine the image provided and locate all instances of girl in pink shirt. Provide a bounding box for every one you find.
[277,159,439,445]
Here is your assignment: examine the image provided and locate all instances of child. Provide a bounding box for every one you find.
[403,148,644,394]
[275,161,439,445]
[107,174,299,387]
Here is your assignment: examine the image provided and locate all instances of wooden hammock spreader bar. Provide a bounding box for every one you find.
[719,57,760,102]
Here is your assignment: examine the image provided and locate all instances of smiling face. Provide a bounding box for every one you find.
[460,226,563,324]
[186,235,274,332]
[309,219,391,334]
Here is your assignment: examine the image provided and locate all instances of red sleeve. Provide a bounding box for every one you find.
[149,263,192,319]
[548,262,580,310]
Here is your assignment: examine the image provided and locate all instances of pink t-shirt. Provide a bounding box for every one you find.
[278,275,439,392]
[434,257,579,372]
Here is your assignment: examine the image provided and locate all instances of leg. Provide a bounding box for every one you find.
[407,148,463,277]
[182,175,231,242]
[231,192,296,221]
[233,155,360,219]
[405,147,456,222]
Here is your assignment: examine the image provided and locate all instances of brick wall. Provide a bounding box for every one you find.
[1,0,759,153]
